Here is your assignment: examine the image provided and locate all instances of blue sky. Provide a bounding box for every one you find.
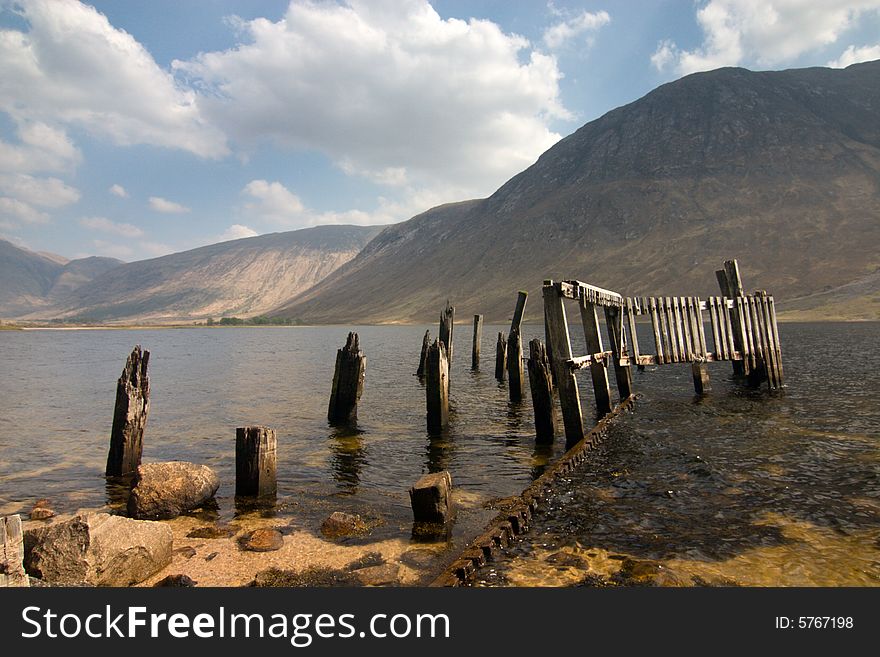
[1,0,878,261]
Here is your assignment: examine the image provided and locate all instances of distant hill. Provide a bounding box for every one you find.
[0,239,123,317]
[24,225,383,323]
[272,61,880,323]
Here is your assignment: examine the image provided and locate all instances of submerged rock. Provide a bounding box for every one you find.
[320,511,368,539]
[251,566,358,587]
[352,563,399,586]
[240,528,284,552]
[127,462,220,520]
[29,499,56,521]
[24,513,172,586]
[186,525,236,539]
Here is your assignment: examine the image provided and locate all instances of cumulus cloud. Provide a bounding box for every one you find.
[828,43,880,67]
[543,9,610,50]
[80,216,144,238]
[175,0,569,202]
[149,196,190,214]
[0,121,81,173]
[0,196,49,224]
[652,0,880,74]
[109,184,128,198]
[0,173,79,208]
[0,0,227,158]
[216,223,259,242]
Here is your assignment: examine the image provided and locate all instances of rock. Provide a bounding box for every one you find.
[127,462,220,520]
[23,513,172,586]
[613,558,663,586]
[320,511,368,538]
[204,552,219,561]
[344,552,385,571]
[545,551,589,569]
[251,566,358,587]
[400,548,439,569]
[154,574,197,587]
[173,546,197,559]
[29,499,56,521]
[352,563,400,586]
[240,528,284,552]
[409,471,453,524]
[186,525,235,539]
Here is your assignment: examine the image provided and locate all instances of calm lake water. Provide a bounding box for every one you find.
[1,322,878,585]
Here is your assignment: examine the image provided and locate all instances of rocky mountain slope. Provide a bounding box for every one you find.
[273,61,880,323]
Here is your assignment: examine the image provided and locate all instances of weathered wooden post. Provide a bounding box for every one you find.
[543,281,585,445]
[494,332,507,380]
[717,259,745,375]
[416,329,430,377]
[235,426,277,498]
[527,339,556,443]
[507,291,527,402]
[1,515,28,587]
[328,332,366,423]
[604,305,633,401]
[691,360,710,395]
[471,314,482,370]
[439,301,454,366]
[106,345,150,477]
[579,298,613,416]
[425,340,449,432]
[409,471,453,524]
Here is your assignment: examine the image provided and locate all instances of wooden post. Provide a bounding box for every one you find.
[471,314,483,370]
[579,298,612,417]
[416,329,430,377]
[692,361,710,395]
[106,345,150,477]
[328,332,366,424]
[235,426,277,498]
[527,339,556,443]
[604,305,633,401]
[543,281,584,445]
[439,301,455,366]
[625,298,643,371]
[426,340,449,432]
[494,332,507,380]
[718,260,745,375]
[507,327,524,402]
[649,297,665,364]
[767,295,785,386]
[1,515,28,587]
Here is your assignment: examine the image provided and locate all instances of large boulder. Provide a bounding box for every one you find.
[128,462,220,520]
[24,513,172,586]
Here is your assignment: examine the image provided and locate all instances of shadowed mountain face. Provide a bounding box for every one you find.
[19,225,383,323]
[273,62,880,323]
[0,239,123,317]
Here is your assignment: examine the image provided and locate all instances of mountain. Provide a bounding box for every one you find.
[26,225,383,323]
[0,239,123,317]
[273,61,880,323]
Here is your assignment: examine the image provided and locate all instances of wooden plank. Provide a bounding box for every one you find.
[659,297,673,363]
[758,293,779,389]
[471,314,482,370]
[649,297,665,364]
[106,345,150,478]
[527,339,556,443]
[708,297,723,360]
[695,297,709,359]
[625,298,641,369]
[664,297,679,363]
[679,296,693,360]
[542,282,584,445]
[328,332,366,424]
[768,296,784,385]
[579,298,613,416]
[717,264,745,375]
[1,515,28,587]
[739,296,756,372]
[604,306,633,400]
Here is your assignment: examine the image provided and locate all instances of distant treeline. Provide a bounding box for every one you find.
[206,316,300,326]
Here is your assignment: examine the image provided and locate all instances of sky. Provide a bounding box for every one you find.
[1,0,878,262]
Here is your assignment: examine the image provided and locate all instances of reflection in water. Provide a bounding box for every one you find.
[530,443,554,481]
[329,424,366,495]
[425,431,453,474]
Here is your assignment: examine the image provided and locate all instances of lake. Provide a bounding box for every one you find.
[1,322,878,585]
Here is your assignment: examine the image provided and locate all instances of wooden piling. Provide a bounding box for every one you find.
[426,340,450,432]
[416,329,430,377]
[106,345,150,477]
[507,327,524,402]
[579,298,612,416]
[718,260,746,375]
[471,314,483,370]
[527,339,556,443]
[1,515,28,587]
[328,332,366,424]
[543,281,585,444]
[494,332,507,380]
[692,361,710,395]
[625,298,643,371]
[439,301,455,365]
[649,297,665,364]
[767,295,785,386]
[604,305,633,400]
[235,426,277,498]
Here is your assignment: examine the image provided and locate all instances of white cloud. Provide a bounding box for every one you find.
[0,121,82,173]
[216,224,259,242]
[0,173,79,208]
[543,9,610,50]
[175,0,569,203]
[91,237,172,261]
[0,0,227,158]
[828,43,880,67]
[109,184,128,198]
[149,196,190,214]
[91,239,133,260]
[140,241,173,257]
[0,196,49,224]
[80,216,144,238]
[652,0,880,74]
